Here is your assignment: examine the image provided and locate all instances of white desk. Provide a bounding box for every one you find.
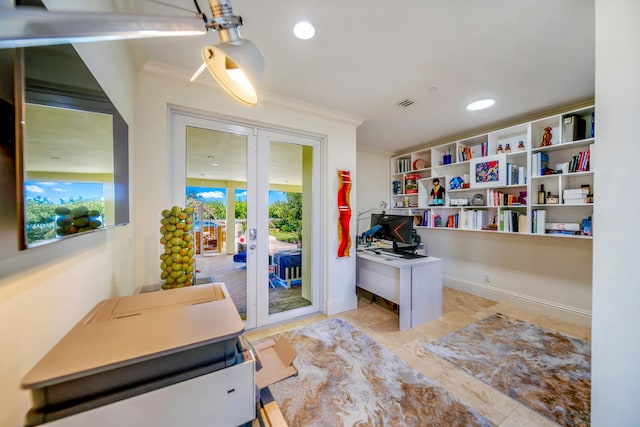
[356,250,443,330]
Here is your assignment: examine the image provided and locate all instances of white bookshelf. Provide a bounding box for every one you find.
[388,105,595,238]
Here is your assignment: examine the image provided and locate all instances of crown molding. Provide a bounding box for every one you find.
[141,60,365,127]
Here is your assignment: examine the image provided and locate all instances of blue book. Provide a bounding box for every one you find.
[540,152,549,174]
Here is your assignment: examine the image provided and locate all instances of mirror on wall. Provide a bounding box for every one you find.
[15,43,129,249]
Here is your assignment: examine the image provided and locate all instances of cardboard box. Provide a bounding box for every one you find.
[258,388,288,427]
[254,336,297,389]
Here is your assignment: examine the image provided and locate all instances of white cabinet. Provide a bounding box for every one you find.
[389,105,595,238]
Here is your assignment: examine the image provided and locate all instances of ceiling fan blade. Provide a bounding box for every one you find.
[0,7,207,49]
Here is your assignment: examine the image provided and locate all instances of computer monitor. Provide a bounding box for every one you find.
[370,214,416,253]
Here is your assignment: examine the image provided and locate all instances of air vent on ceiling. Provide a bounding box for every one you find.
[396,98,416,108]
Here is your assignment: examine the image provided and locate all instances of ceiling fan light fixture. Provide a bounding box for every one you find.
[466,98,496,111]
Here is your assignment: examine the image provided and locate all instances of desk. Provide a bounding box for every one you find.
[356,250,443,330]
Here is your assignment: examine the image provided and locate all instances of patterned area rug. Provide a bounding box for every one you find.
[423,313,591,427]
[258,318,494,427]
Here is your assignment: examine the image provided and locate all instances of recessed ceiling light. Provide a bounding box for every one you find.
[466,98,496,111]
[294,21,315,40]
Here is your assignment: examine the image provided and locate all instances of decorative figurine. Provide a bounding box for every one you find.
[505,143,511,153]
[496,144,504,154]
[540,127,553,147]
[429,178,445,206]
[518,140,525,151]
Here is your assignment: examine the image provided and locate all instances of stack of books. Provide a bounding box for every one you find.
[460,210,485,230]
[505,163,526,185]
[563,188,589,205]
[546,222,581,235]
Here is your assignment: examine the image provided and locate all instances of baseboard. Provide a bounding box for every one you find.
[445,276,592,327]
[325,294,358,316]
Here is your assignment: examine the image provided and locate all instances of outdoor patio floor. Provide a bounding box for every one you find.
[194,236,311,318]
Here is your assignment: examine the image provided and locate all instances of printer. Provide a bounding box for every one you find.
[21,283,256,427]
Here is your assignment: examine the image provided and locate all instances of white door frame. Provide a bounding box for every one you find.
[170,108,323,329]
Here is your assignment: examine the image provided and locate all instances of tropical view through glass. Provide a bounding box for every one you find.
[186,186,302,244]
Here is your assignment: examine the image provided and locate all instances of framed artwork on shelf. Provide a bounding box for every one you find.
[470,154,507,188]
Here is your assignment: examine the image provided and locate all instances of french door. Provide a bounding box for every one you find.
[171,109,322,329]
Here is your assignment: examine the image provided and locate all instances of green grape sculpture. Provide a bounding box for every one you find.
[159,205,195,290]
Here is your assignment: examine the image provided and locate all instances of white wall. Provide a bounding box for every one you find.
[420,229,592,325]
[355,147,392,235]
[0,5,137,427]
[592,0,640,424]
[133,64,361,316]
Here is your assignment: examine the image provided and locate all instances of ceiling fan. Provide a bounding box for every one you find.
[0,0,265,106]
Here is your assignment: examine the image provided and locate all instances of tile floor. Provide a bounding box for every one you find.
[244,287,592,427]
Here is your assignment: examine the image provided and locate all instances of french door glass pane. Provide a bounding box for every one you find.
[268,141,312,314]
[185,126,248,320]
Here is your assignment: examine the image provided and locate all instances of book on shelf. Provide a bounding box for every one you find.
[564,188,589,196]
[518,166,526,185]
[459,146,475,161]
[547,229,580,235]
[395,158,411,173]
[506,163,516,185]
[518,214,528,233]
[532,209,546,234]
[462,209,484,230]
[489,189,522,207]
[481,141,488,157]
[432,214,442,227]
[568,149,590,173]
[583,217,592,236]
[505,163,526,186]
[540,152,549,175]
[563,188,589,204]
[499,210,522,232]
[546,222,581,231]
[532,152,549,176]
[421,210,431,227]
[446,214,459,228]
[563,199,588,205]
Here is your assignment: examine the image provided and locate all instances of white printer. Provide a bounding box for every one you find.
[21,283,256,427]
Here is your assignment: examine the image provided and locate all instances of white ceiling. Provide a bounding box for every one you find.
[127,0,595,154]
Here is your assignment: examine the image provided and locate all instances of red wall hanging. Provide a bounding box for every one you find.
[337,169,352,257]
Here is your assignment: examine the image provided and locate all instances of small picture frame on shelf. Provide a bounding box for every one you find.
[470,154,507,188]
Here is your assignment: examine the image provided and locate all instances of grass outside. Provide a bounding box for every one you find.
[269,229,298,243]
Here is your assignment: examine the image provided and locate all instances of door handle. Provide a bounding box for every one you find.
[248,228,257,241]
